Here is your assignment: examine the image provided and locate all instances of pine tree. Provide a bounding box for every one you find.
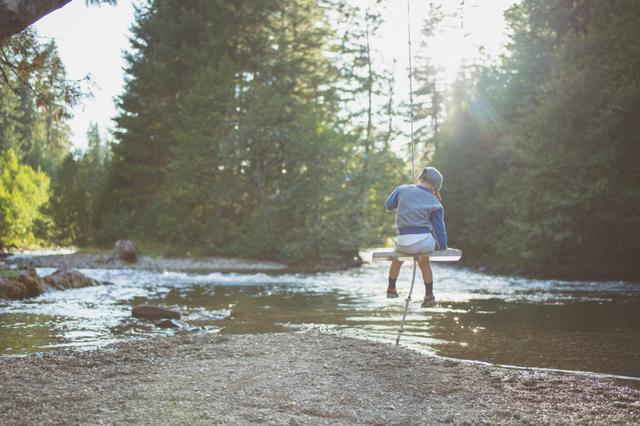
[492,0,640,278]
[102,0,242,239]
[0,31,73,174]
[412,2,446,163]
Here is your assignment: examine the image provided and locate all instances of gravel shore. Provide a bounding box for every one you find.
[0,333,638,425]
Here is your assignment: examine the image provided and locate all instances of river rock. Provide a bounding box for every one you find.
[17,271,46,297]
[43,269,102,290]
[132,305,181,320]
[0,269,45,300]
[114,240,138,263]
[0,276,29,300]
[0,247,11,259]
[155,319,188,329]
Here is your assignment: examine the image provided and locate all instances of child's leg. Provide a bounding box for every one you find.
[418,257,434,297]
[387,259,404,294]
[389,259,404,279]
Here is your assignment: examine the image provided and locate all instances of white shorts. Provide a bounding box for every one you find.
[394,234,436,255]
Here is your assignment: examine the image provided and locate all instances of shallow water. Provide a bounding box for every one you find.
[1,252,639,382]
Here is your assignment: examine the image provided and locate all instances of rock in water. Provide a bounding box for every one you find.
[17,271,46,297]
[0,276,32,299]
[132,305,181,320]
[0,269,45,300]
[43,269,101,290]
[0,247,10,259]
[155,319,188,329]
[114,240,138,263]
[0,268,106,300]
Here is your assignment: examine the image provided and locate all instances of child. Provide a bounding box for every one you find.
[384,166,448,308]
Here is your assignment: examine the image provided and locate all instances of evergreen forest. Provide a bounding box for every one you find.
[1,0,638,280]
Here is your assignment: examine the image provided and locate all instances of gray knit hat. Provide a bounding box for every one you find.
[419,166,443,192]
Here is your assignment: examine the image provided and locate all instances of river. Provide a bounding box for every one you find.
[1,251,639,384]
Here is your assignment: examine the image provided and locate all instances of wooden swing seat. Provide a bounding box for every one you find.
[372,247,462,262]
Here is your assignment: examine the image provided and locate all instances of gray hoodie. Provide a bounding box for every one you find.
[385,184,448,250]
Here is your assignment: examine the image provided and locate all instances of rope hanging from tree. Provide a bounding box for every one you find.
[396,0,418,346]
[406,0,416,180]
[371,0,462,345]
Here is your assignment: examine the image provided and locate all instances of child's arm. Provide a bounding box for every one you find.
[431,207,448,250]
[385,187,400,211]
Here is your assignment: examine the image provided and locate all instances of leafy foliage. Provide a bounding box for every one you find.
[3,0,635,280]
[97,0,402,262]
[0,149,49,247]
[47,123,110,245]
[0,30,74,175]
[428,0,640,279]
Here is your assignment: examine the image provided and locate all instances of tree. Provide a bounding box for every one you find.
[429,0,640,279]
[0,0,116,40]
[412,2,446,163]
[102,1,244,238]
[0,149,50,247]
[157,59,236,249]
[0,30,74,174]
[492,0,640,278]
[100,0,401,263]
[46,123,110,245]
[47,153,89,244]
[330,3,401,245]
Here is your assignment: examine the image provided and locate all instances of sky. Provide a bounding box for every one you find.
[33,0,517,151]
[33,0,136,150]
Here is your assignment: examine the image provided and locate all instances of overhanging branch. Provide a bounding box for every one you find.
[0,0,73,40]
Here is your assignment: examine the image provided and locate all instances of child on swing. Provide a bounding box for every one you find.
[384,166,447,308]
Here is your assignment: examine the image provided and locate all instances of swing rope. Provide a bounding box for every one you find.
[396,255,418,345]
[407,0,416,180]
[396,0,418,347]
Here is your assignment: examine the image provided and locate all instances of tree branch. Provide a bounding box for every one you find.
[0,0,74,40]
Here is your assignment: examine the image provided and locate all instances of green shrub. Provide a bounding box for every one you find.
[0,150,50,247]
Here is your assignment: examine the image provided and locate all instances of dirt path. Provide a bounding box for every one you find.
[0,333,638,425]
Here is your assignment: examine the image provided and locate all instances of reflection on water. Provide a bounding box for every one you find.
[1,255,639,381]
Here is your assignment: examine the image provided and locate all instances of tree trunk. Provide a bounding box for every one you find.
[0,0,72,40]
[253,143,267,209]
[364,12,373,169]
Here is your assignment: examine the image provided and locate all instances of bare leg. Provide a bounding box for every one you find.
[418,257,434,303]
[417,257,433,285]
[386,259,404,297]
[389,259,404,279]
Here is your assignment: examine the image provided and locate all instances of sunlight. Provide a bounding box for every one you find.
[360,0,518,83]
[429,27,471,82]
[423,0,519,82]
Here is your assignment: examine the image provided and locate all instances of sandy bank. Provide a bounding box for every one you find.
[0,333,638,425]
[8,252,288,273]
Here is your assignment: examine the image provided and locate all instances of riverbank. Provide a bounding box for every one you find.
[6,251,289,273]
[454,255,640,283]
[0,333,638,425]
